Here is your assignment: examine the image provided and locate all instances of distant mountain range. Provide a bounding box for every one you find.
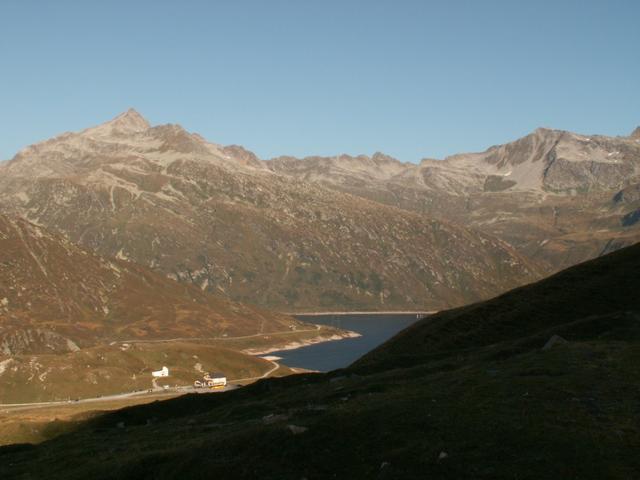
[0,109,541,312]
[268,126,640,271]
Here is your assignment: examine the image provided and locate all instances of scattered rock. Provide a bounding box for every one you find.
[542,335,568,350]
[287,424,308,435]
[380,462,391,469]
[262,413,289,425]
[305,404,328,411]
[438,451,448,460]
[116,422,125,429]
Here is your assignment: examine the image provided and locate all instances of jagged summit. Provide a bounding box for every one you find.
[371,152,403,164]
[109,108,150,130]
[83,108,151,136]
[630,126,640,139]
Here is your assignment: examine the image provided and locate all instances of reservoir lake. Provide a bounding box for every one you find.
[270,313,424,372]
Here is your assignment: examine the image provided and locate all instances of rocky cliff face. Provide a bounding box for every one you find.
[0,110,540,312]
[268,127,640,271]
[0,214,301,355]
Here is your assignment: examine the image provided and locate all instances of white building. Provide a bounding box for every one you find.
[152,366,169,378]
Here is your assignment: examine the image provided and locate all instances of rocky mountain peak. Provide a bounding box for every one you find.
[630,126,640,139]
[83,108,151,137]
[109,108,150,131]
[221,145,265,169]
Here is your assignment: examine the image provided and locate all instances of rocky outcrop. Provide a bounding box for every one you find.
[0,329,80,355]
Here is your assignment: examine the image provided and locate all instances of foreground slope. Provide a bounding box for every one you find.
[3,243,639,479]
[0,110,539,311]
[269,127,640,271]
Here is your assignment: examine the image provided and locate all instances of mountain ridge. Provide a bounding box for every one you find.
[267,124,640,271]
[0,110,540,312]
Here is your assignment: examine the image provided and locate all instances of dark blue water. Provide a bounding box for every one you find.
[270,314,424,372]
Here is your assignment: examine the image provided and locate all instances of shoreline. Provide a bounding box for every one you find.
[243,331,361,356]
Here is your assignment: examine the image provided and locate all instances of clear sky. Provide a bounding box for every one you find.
[1,0,638,163]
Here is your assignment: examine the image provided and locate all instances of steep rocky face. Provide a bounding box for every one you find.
[268,127,640,271]
[0,214,301,354]
[0,111,540,312]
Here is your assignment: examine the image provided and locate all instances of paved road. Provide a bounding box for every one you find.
[0,361,281,412]
[0,384,240,412]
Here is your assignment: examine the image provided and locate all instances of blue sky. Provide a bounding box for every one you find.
[1,0,638,162]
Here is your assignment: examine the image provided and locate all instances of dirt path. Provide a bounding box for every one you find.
[232,358,280,383]
[115,325,322,345]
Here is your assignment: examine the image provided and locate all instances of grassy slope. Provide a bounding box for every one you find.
[0,213,309,350]
[0,343,275,404]
[2,243,639,479]
[0,325,347,404]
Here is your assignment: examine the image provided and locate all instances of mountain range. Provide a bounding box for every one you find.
[268,126,640,271]
[0,109,639,477]
[0,109,542,312]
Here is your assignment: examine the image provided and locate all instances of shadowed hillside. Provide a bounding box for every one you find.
[2,243,639,479]
[355,240,640,371]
